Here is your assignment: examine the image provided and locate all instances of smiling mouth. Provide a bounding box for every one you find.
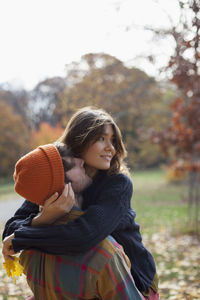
[100,155,112,161]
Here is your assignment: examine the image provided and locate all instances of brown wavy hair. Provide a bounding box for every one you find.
[59,107,129,175]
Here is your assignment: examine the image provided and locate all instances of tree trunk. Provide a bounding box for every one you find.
[188,170,200,234]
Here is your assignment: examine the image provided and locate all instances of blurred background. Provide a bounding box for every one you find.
[0,0,199,299]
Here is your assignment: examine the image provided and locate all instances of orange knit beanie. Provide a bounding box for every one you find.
[14,144,64,206]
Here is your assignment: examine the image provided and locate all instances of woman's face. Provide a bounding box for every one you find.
[82,124,116,176]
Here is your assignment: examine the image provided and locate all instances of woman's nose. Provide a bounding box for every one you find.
[105,141,115,152]
[74,158,84,168]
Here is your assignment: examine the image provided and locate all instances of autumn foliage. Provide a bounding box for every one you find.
[150,0,200,232]
[0,53,174,178]
[30,122,64,149]
[152,97,200,174]
[0,102,30,177]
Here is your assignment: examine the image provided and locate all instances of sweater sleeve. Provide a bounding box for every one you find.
[12,174,133,254]
[2,200,39,241]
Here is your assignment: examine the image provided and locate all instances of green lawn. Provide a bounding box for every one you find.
[130,169,188,235]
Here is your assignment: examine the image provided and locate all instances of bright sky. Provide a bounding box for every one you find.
[0,0,180,90]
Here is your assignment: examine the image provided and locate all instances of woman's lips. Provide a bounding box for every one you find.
[100,155,112,161]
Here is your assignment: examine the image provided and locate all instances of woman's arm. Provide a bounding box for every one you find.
[12,173,133,254]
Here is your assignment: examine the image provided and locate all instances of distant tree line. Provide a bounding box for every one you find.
[0,53,175,178]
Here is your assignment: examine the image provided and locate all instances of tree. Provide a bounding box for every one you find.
[0,102,30,178]
[30,77,66,128]
[150,0,200,233]
[30,122,64,149]
[0,86,31,128]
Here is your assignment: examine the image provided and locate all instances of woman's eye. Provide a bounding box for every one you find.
[99,136,104,141]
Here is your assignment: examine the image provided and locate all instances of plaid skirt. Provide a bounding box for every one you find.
[20,211,106,299]
[20,248,101,300]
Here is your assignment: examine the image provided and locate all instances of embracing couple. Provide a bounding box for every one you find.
[2,107,159,300]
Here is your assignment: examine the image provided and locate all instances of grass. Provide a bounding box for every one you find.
[130,169,188,235]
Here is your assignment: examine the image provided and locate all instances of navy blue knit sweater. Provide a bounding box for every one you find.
[2,170,156,293]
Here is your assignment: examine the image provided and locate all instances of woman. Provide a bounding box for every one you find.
[2,107,159,299]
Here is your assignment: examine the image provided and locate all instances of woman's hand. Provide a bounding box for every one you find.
[2,233,16,261]
[31,183,75,226]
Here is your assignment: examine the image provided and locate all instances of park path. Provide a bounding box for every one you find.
[0,195,24,224]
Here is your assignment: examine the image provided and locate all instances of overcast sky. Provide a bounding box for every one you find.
[0,0,180,90]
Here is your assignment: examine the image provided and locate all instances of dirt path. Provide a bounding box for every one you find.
[0,195,24,224]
